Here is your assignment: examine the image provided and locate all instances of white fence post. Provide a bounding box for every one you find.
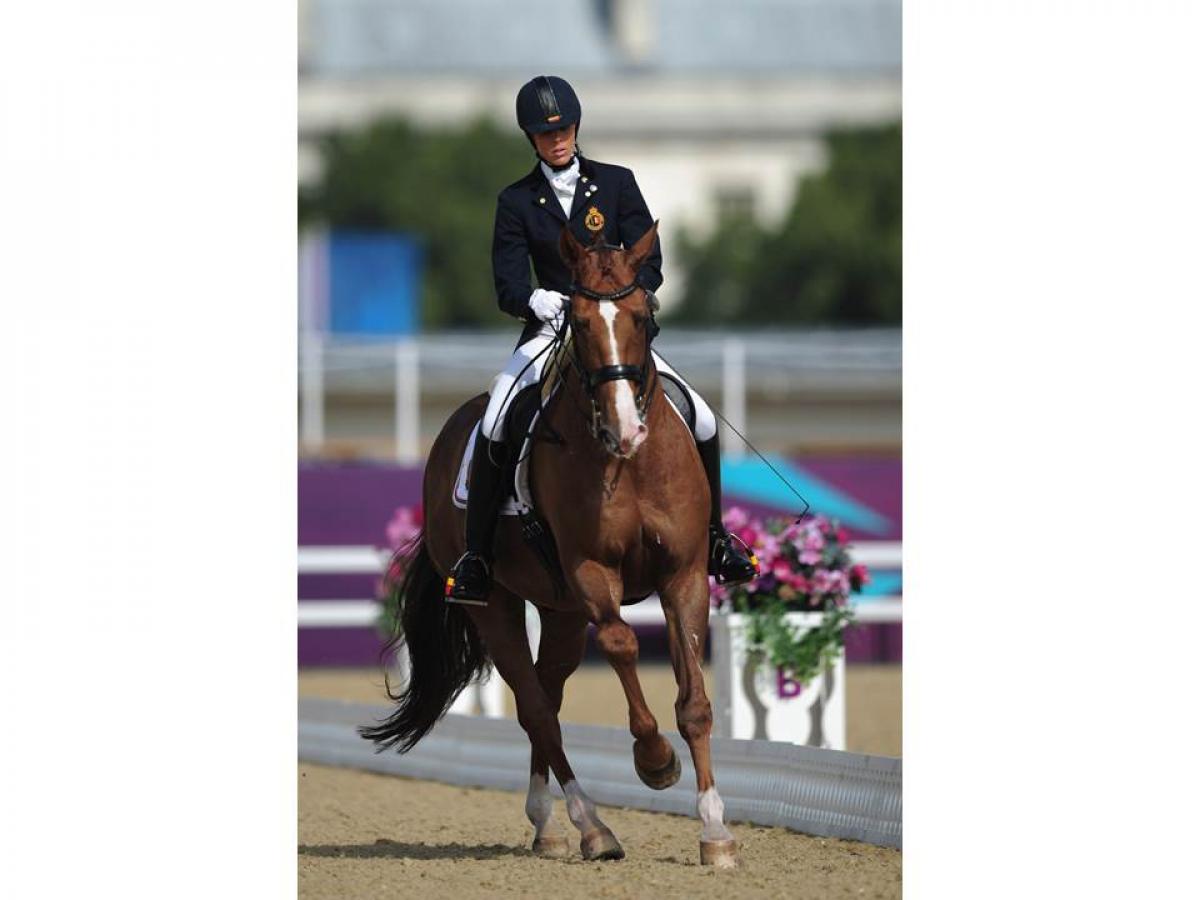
[300,331,325,452]
[299,230,326,454]
[722,337,747,458]
[394,338,420,464]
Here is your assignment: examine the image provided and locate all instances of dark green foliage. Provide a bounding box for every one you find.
[670,123,901,326]
[300,117,534,328]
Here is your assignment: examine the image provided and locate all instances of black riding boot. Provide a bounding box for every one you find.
[696,434,759,586]
[446,433,509,605]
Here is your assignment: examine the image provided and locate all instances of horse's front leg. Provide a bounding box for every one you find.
[658,567,739,869]
[573,560,681,791]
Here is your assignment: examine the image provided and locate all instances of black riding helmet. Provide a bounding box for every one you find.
[515,75,581,138]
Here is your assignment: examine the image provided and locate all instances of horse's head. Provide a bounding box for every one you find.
[559,222,660,459]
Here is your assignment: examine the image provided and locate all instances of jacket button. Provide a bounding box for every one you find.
[538,197,546,204]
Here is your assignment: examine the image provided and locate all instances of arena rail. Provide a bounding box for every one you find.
[299,696,902,849]
[297,541,903,627]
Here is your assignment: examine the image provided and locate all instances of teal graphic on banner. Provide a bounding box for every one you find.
[329,230,421,335]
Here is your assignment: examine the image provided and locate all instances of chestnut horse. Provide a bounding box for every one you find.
[361,223,738,868]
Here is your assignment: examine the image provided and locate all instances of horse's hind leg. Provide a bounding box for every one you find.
[472,588,624,861]
[659,568,739,869]
[525,606,588,858]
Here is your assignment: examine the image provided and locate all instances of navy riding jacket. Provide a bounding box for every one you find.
[492,154,663,346]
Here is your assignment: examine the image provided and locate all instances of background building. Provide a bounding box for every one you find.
[299,0,902,308]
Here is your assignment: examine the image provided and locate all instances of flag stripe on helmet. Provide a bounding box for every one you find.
[535,75,561,121]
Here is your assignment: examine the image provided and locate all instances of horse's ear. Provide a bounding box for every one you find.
[626,220,659,272]
[559,226,586,271]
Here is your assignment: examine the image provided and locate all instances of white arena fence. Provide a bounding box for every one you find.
[299,329,902,462]
[297,541,902,629]
[300,697,902,849]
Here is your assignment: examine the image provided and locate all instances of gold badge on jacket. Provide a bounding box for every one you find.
[584,206,605,233]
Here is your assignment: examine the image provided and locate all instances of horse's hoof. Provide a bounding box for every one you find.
[580,827,625,861]
[699,838,739,869]
[634,744,681,790]
[532,833,571,858]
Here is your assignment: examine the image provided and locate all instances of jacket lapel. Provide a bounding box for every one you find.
[533,182,567,223]
[568,156,598,221]
[526,162,567,223]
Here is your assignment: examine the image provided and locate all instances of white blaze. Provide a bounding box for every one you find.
[597,302,642,437]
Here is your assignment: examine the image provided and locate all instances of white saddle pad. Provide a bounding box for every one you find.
[452,419,536,516]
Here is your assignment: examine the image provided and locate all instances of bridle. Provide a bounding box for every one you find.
[563,270,658,450]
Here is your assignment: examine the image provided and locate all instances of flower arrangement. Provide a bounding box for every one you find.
[376,504,423,637]
[711,508,869,688]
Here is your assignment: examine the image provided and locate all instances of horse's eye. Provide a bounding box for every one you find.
[572,317,590,331]
[632,313,647,329]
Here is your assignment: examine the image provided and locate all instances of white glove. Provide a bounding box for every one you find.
[529,288,567,325]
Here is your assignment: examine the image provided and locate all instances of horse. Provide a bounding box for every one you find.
[360,222,739,869]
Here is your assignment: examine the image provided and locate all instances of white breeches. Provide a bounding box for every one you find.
[479,321,718,443]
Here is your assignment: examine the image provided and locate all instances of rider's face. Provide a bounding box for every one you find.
[532,124,576,167]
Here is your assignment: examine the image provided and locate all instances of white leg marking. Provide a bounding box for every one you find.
[597,303,642,438]
[525,773,566,839]
[563,779,606,835]
[698,787,734,842]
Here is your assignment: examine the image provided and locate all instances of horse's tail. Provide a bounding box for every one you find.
[358,533,490,753]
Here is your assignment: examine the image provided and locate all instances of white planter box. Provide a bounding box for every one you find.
[711,611,846,749]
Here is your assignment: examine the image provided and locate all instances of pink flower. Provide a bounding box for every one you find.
[385,505,422,551]
[827,570,849,595]
[735,525,759,549]
[850,563,871,589]
[836,526,850,545]
[787,571,811,593]
[756,534,782,568]
[812,568,834,594]
[723,506,749,531]
[798,548,822,565]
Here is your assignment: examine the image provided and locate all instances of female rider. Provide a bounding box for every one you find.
[446,75,757,604]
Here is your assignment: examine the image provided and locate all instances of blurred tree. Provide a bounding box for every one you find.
[669,123,901,326]
[300,117,534,328]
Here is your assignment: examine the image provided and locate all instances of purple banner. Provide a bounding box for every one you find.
[299,457,901,666]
